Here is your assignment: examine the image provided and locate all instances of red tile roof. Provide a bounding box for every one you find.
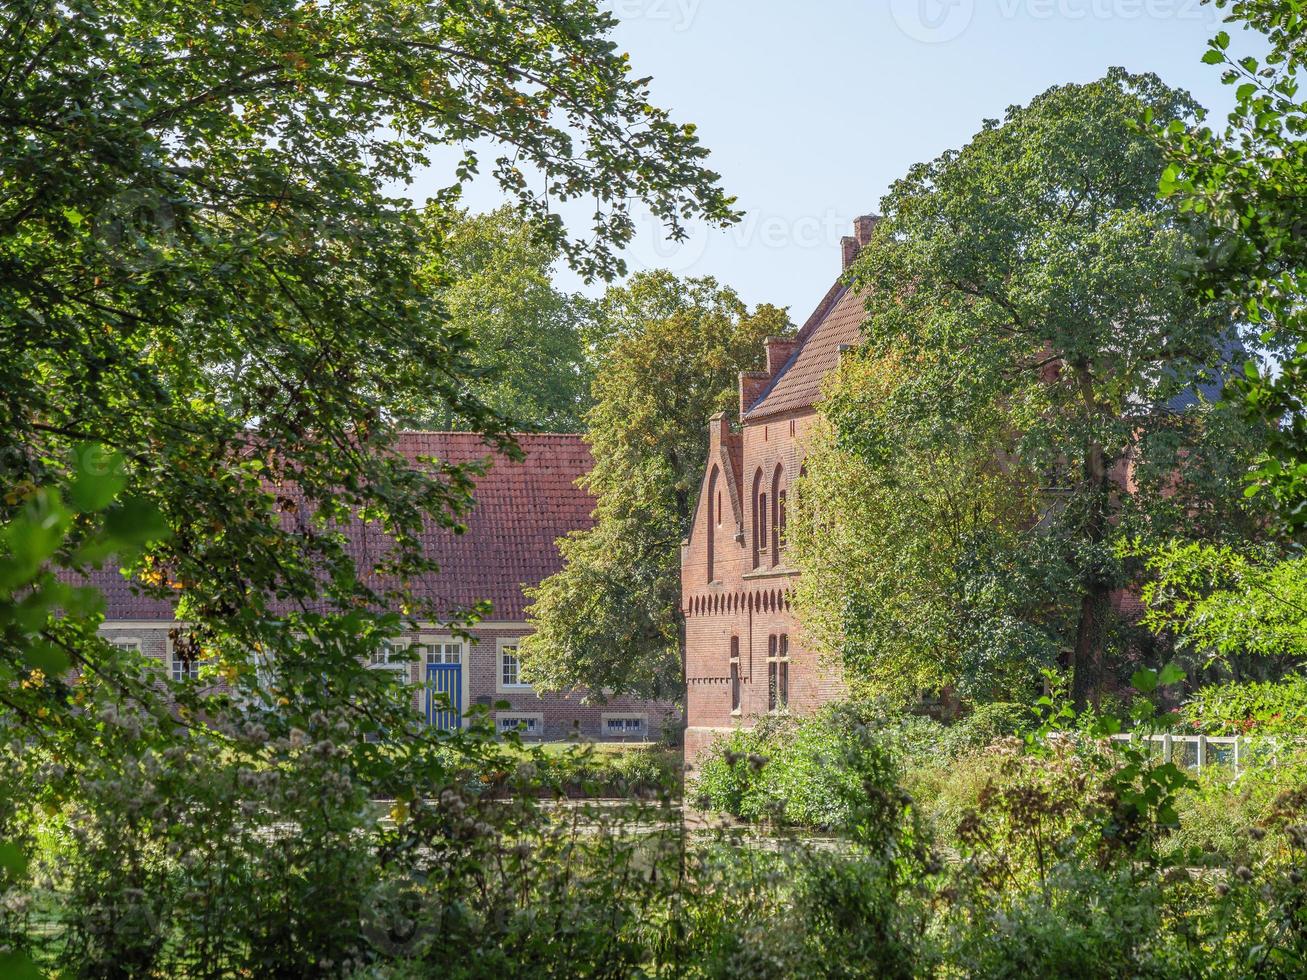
[91,432,594,622]
[744,284,865,419]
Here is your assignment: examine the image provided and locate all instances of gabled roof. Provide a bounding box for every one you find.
[744,282,865,420]
[91,432,594,622]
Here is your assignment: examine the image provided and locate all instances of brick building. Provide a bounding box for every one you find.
[681,216,880,763]
[96,432,677,742]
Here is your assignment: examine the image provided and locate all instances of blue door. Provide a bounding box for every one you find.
[425,662,462,730]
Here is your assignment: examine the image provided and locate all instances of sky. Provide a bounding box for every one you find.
[413,0,1251,324]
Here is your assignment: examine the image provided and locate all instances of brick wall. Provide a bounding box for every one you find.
[99,621,678,743]
[681,406,846,768]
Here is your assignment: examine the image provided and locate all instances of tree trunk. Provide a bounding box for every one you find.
[1069,363,1114,708]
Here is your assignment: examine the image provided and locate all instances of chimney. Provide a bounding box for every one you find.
[840,235,859,270]
[853,214,879,247]
[841,213,881,270]
[764,336,798,376]
[739,371,770,418]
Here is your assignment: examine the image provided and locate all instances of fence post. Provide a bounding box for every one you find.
[1234,736,1243,774]
[1163,732,1173,765]
[1197,734,1207,772]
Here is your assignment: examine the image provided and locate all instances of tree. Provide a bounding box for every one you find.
[1134,542,1307,677]
[801,70,1267,706]
[790,352,1061,706]
[520,271,791,700]
[1160,0,1307,535]
[410,206,595,432]
[0,0,737,897]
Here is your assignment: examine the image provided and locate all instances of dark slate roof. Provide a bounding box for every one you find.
[92,432,594,622]
[744,283,865,419]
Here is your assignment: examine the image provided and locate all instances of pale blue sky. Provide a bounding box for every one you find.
[417,0,1252,322]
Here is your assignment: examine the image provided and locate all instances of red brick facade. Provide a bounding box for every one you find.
[681,217,879,765]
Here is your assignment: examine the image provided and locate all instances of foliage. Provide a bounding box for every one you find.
[791,355,1056,705]
[410,206,596,432]
[692,705,911,839]
[1160,0,1307,535]
[521,272,791,699]
[1134,541,1307,672]
[808,68,1267,706]
[0,455,168,980]
[1182,675,1307,735]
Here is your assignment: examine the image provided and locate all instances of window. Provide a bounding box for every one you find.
[602,714,647,738]
[497,713,543,738]
[107,637,141,654]
[730,636,741,714]
[751,468,765,567]
[759,492,769,554]
[771,464,786,561]
[767,634,789,712]
[500,643,529,689]
[777,489,788,551]
[419,640,463,665]
[167,633,204,683]
[172,649,201,682]
[368,639,408,671]
[706,466,719,583]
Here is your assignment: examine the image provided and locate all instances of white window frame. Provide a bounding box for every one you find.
[496,638,532,693]
[495,712,544,739]
[601,713,648,739]
[105,636,141,654]
[166,635,203,683]
[368,638,410,673]
[416,637,464,667]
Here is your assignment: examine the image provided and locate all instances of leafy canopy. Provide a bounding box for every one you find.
[521,271,791,700]
[409,205,596,433]
[797,69,1262,705]
[1160,0,1307,535]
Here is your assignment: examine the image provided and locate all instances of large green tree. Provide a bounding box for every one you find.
[520,271,791,700]
[0,0,736,937]
[793,70,1268,707]
[411,205,595,432]
[1161,0,1307,534]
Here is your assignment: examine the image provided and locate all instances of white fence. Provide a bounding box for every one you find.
[1110,733,1294,775]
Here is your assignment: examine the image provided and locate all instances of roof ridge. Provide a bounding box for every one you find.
[743,280,850,418]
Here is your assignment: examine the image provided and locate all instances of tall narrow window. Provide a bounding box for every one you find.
[768,634,790,712]
[751,468,765,567]
[730,636,741,714]
[777,490,788,551]
[771,464,786,562]
[706,466,719,583]
[759,492,769,557]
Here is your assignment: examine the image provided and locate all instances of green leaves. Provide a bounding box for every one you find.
[68,444,127,513]
[1130,663,1185,695]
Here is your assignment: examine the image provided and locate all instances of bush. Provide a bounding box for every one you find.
[1182,676,1307,736]
[692,705,904,837]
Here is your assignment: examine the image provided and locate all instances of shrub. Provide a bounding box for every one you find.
[1182,676,1307,736]
[692,705,905,839]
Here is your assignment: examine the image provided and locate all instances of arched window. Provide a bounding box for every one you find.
[706,466,719,583]
[751,468,766,568]
[771,464,787,564]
